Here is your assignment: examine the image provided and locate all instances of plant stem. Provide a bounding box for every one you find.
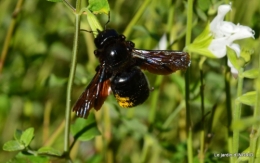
[249,52,260,163]
[44,120,65,146]
[185,0,193,162]
[224,58,233,163]
[148,75,163,124]
[232,67,244,162]
[64,0,81,155]
[0,0,24,74]
[63,0,75,12]
[222,3,233,161]
[199,68,205,163]
[162,100,185,128]
[123,0,151,37]
[43,100,52,143]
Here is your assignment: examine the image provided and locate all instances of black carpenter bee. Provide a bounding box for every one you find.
[73,29,190,118]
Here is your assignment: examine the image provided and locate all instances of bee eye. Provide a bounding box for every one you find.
[119,35,126,40]
[130,41,135,47]
[126,41,135,48]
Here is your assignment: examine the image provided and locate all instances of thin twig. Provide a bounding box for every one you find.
[0,0,24,73]
[64,0,81,156]
[185,0,193,162]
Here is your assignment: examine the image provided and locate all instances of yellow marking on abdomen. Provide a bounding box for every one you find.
[115,94,134,108]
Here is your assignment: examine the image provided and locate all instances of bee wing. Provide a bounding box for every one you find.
[73,65,111,118]
[132,49,190,75]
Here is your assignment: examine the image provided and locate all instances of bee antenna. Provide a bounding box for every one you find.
[104,12,110,30]
[81,29,99,35]
[80,29,93,33]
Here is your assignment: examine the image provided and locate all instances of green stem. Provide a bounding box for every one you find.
[162,100,185,128]
[249,51,260,163]
[0,0,24,73]
[44,120,65,146]
[123,0,151,37]
[63,0,76,12]
[224,58,233,163]
[148,75,163,124]
[185,0,193,162]
[140,135,152,163]
[64,0,81,155]
[199,68,205,163]
[232,67,244,162]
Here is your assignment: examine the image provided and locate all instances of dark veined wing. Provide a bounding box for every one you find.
[73,64,111,118]
[132,49,191,75]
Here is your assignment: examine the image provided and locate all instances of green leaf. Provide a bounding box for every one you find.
[242,69,259,79]
[0,94,10,110]
[11,152,49,163]
[195,6,207,22]
[38,147,62,156]
[14,129,23,141]
[240,48,254,63]
[71,113,100,141]
[3,140,25,151]
[232,116,260,131]
[20,128,34,147]
[49,74,67,87]
[198,0,210,11]
[237,91,256,106]
[226,46,240,70]
[186,23,215,58]
[122,118,148,136]
[256,146,260,158]
[47,0,63,2]
[88,0,110,14]
[82,8,103,36]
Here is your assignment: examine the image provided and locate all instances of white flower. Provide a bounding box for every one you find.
[208,4,255,75]
[155,33,167,50]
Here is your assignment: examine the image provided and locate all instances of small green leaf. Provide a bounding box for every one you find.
[226,46,240,70]
[49,74,67,87]
[20,128,34,146]
[195,6,207,22]
[232,116,260,131]
[14,129,23,141]
[12,152,49,163]
[84,8,103,36]
[198,0,211,11]
[240,48,254,63]
[71,113,100,141]
[122,118,148,136]
[242,69,259,79]
[47,0,62,2]
[186,23,215,58]
[3,140,25,151]
[38,147,62,156]
[237,91,256,106]
[88,0,110,14]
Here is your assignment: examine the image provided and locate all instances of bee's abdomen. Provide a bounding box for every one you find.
[111,67,149,108]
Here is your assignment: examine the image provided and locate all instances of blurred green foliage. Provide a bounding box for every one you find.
[0,0,260,162]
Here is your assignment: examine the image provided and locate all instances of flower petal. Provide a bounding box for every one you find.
[210,4,231,33]
[214,22,240,38]
[229,43,241,57]
[226,25,255,43]
[227,44,241,76]
[208,37,228,58]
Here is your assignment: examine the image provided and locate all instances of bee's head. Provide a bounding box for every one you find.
[94,29,118,49]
